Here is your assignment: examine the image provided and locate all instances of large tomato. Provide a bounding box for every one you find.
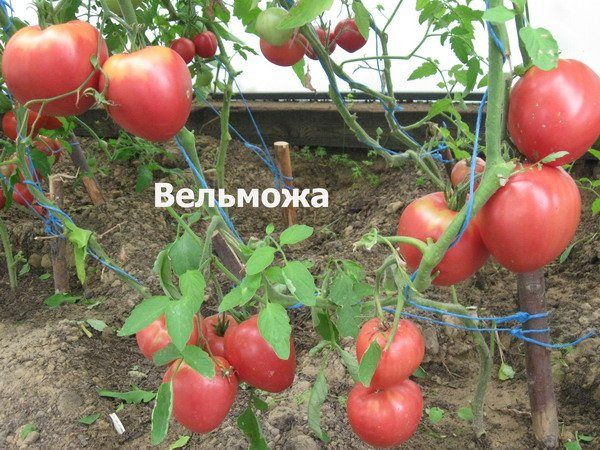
[192,32,218,58]
[255,8,295,46]
[305,28,336,60]
[398,192,490,285]
[136,315,200,360]
[2,20,108,117]
[2,110,46,140]
[356,318,424,389]
[202,314,238,358]
[479,164,581,272]
[224,315,295,392]
[99,46,193,142]
[507,59,600,166]
[347,379,423,448]
[450,157,486,187]
[333,19,367,53]
[170,38,196,64]
[260,36,305,67]
[163,357,237,434]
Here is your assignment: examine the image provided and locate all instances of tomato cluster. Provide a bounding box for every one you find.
[135,313,296,434]
[169,31,218,64]
[255,9,368,67]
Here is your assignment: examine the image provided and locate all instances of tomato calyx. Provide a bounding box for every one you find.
[212,313,233,337]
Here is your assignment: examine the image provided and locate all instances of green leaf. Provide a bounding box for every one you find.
[278,0,334,29]
[252,395,269,412]
[169,435,191,450]
[559,243,575,263]
[519,27,559,71]
[408,61,437,81]
[337,347,359,383]
[151,382,173,445]
[179,270,206,311]
[182,346,215,378]
[64,221,92,285]
[118,296,169,336]
[246,246,277,275]
[279,224,314,246]
[0,92,13,113]
[219,274,261,312]
[577,434,594,443]
[20,423,37,439]
[592,198,600,215]
[258,303,292,360]
[352,1,370,39]
[482,6,515,24]
[315,312,339,342]
[498,362,515,381]
[29,148,51,177]
[539,151,569,164]
[237,407,269,450]
[458,406,475,421]
[336,305,361,339]
[165,298,196,351]
[78,413,101,425]
[308,370,330,442]
[154,245,181,299]
[265,223,275,235]
[153,344,183,366]
[564,442,582,450]
[588,148,600,160]
[358,341,382,387]
[329,274,357,306]
[412,366,428,379]
[39,273,51,280]
[86,319,108,332]
[426,406,444,424]
[169,232,202,276]
[98,387,156,404]
[292,58,306,86]
[135,165,153,192]
[265,266,286,285]
[44,293,82,308]
[282,261,317,306]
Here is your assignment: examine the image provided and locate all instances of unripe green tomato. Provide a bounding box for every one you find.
[105,0,143,15]
[255,8,294,46]
[197,68,213,87]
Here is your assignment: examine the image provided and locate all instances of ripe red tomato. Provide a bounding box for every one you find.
[2,20,108,117]
[12,183,34,206]
[305,28,336,60]
[508,59,600,166]
[34,136,62,162]
[193,32,218,58]
[260,36,306,67]
[202,314,238,358]
[224,315,296,392]
[136,315,200,360]
[41,116,63,131]
[99,46,193,142]
[479,163,581,272]
[333,19,367,53]
[255,7,295,46]
[164,356,238,434]
[356,318,424,389]
[451,157,486,187]
[170,38,196,64]
[347,379,423,448]
[2,110,47,140]
[398,192,490,285]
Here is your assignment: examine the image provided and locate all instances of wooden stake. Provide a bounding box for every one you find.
[516,270,559,449]
[274,141,297,228]
[211,231,245,279]
[68,134,106,206]
[49,176,69,293]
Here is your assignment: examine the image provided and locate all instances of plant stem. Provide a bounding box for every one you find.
[0,217,17,291]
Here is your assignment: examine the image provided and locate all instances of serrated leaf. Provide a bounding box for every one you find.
[179,270,205,311]
[44,293,82,308]
[408,61,437,81]
[482,6,515,24]
[165,298,196,351]
[78,413,101,425]
[352,1,370,39]
[292,58,307,87]
[426,406,444,424]
[278,0,334,29]
[246,246,277,275]
[279,224,313,246]
[182,346,215,378]
[498,362,515,381]
[282,261,317,306]
[308,370,330,442]
[258,303,292,360]
[458,406,474,421]
[151,382,173,445]
[358,341,381,387]
[169,232,202,277]
[153,344,183,366]
[519,27,558,71]
[118,296,169,336]
[237,406,269,450]
[218,274,261,312]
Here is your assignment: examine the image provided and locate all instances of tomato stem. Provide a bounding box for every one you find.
[0,216,17,291]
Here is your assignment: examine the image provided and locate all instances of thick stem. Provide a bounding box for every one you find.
[0,217,17,291]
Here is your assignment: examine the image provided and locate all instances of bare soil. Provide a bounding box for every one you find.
[0,136,598,449]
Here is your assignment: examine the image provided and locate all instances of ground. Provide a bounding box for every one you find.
[0,136,598,449]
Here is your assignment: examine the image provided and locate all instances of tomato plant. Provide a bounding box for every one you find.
[170,38,196,64]
[192,31,218,58]
[255,7,295,46]
[259,36,306,67]
[333,19,367,53]
[136,315,200,360]
[201,314,237,358]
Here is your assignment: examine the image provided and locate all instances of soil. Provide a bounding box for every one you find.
[0,135,598,450]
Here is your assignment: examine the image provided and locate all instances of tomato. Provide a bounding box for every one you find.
[507,59,600,166]
[136,315,200,360]
[347,379,423,448]
[34,136,62,162]
[255,7,294,46]
[356,318,424,389]
[2,110,46,140]
[106,0,142,14]
[170,38,196,64]
[99,46,193,142]
[398,192,489,285]
[41,116,63,131]
[333,19,367,53]
[305,28,336,60]
[12,183,34,206]
[260,36,305,67]
[192,32,218,58]
[164,356,237,434]
[202,314,238,358]
[450,157,486,187]
[224,315,296,392]
[479,163,581,272]
[2,20,108,117]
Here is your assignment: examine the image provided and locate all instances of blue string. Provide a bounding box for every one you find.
[485,0,508,61]
[0,0,13,34]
